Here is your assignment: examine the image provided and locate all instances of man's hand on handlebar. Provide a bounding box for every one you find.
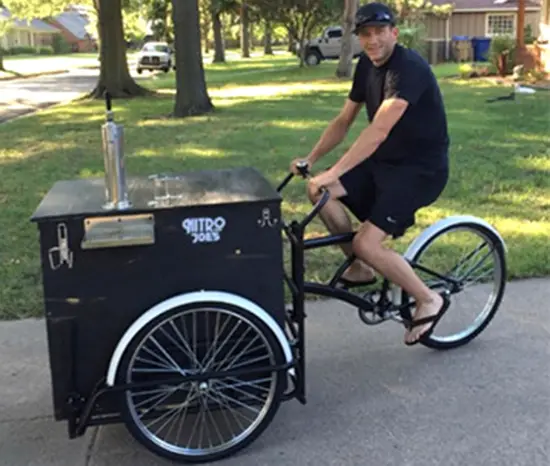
[277,158,331,228]
[290,158,311,177]
[309,168,338,196]
[288,158,336,196]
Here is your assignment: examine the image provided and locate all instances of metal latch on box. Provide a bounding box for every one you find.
[80,214,155,249]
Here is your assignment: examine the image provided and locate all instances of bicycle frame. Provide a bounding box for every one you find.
[277,170,461,403]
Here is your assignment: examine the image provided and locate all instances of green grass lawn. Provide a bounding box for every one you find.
[0,53,548,320]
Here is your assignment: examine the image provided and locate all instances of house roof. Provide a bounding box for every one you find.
[0,7,60,33]
[54,11,95,40]
[430,0,541,11]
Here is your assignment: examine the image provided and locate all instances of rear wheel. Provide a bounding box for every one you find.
[403,222,506,350]
[117,301,287,463]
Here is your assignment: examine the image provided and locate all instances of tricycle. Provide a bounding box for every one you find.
[30,96,507,464]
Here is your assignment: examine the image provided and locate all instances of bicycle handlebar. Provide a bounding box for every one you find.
[277,161,330,230]
[276,161,310,192]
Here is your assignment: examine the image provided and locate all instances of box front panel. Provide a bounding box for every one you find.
[37,200,285,420]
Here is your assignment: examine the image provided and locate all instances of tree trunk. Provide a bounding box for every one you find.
[298,27,307,68]
[90,0,149,98]
[297,17,315,68]
[241,3,250,58]
[212,10,225,63]
[171,0,214,118]
[336,0,357,78]
[517,0,526,48]
[164,1,172,43]
[264,20,273,55]
[287,30,293,52]
[203,13,210,54]
[0,52,4,71]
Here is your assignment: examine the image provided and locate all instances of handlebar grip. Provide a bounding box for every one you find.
[296,160,310,178]
[277,161,310,193]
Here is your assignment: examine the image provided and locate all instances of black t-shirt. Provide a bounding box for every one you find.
[349,44,449,170]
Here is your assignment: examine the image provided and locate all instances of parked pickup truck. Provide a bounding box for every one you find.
[137,41,175,73]
[297,26,363,66]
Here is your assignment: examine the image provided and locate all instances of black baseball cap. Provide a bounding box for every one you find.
[353,2,396,33]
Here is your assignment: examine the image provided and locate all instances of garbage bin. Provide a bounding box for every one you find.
[452,35,472,62]
[471,37,491,62]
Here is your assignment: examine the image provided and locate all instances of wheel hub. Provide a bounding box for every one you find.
[196,380,210,394]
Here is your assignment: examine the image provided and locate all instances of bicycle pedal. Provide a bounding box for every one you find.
[357,307,386,325]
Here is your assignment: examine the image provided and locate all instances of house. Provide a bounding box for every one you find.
[0,7,61,51]
[423,0,542,62]
[537,0,549,71]
[46,5,97,52]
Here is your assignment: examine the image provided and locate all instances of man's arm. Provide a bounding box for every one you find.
[306,98,363,166]
[331,97,408,176]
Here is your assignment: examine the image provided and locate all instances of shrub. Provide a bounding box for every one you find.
[52,34,71,54]
[525,69,548,83]
[458,62,494,79]
[38,46,54,55]
[524,25,535,45]
[398,20,428,59]
[8,46,37,55]
[488,35,516,76]
[459,63,473,78]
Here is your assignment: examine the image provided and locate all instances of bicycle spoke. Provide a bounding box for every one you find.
[122,305,282,461]
[408,224,505,346]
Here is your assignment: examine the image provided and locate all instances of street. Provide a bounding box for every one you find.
[0,50,286,124]
[0,68,148,123]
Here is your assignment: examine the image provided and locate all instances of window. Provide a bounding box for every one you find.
[143,44,170,53]
[327,29,342,39]
[486,14,515,36]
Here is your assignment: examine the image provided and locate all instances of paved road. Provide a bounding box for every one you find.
[0,68,148,123]
[0,278,548,466]
[0,50,291,124]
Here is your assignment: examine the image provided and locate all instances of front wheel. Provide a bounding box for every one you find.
[116,300,287,463]
[403,221,507,350]
[305,49,321,66]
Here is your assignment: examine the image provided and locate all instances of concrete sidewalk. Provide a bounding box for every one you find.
[1,278,549,466]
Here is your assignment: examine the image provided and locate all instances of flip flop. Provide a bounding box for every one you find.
[336,276,377,288]
[404,294,450,346]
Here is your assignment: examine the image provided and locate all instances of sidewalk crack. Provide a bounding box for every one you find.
[84,426,100,466]
[0,415,51,424]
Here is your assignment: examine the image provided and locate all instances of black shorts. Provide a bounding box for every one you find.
[338,159,448,238]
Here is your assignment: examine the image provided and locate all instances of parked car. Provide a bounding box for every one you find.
[296,26,363,66]
[137,41,174,73]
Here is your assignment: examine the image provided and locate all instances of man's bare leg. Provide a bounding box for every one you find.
[351,221,444,344]
[307,180,375,283]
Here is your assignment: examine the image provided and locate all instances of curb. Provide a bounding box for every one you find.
[0,91,89,124]
[0,66,100,81]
